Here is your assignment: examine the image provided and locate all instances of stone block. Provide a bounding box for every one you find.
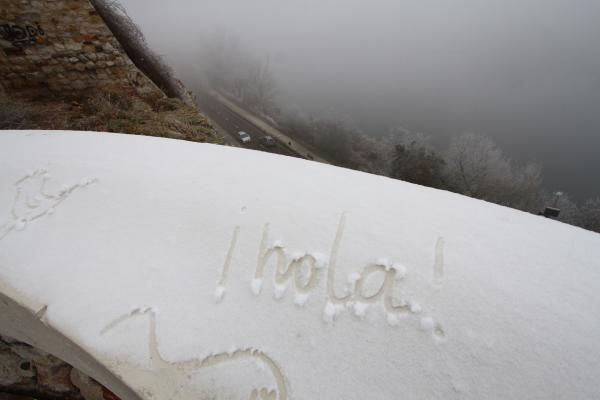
[64,41,82,52]
[0,0,177,103]
[72,80,85,90]
[102,42,115,53]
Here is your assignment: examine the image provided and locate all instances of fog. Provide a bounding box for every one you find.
[119,0,600,201]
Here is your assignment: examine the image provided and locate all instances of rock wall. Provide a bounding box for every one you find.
[1,335,118,400]
[0,0,161,98]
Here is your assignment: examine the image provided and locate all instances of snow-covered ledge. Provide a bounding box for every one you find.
[1,131,599,399]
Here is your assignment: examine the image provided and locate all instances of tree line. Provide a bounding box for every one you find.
[284,116,599,233]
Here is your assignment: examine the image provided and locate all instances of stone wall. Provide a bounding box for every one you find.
[1,335,118,400]
[0,0,161,98]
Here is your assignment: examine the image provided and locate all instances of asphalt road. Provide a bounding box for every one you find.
[196,92,302,159]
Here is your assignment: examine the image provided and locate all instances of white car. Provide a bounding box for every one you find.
[237,131,251,144]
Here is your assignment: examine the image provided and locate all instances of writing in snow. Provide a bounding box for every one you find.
[214,213,445,329]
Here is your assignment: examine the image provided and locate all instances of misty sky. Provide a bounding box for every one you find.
[119,0,600,201]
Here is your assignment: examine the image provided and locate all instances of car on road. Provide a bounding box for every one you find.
[237,131,251,144]
[260,135,276,147]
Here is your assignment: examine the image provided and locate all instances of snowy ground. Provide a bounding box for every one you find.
[0,130,599,400]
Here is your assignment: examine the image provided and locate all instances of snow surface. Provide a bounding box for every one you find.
[1,131,600,400]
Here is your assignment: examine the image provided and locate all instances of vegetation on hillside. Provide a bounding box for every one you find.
[0,92,222,144]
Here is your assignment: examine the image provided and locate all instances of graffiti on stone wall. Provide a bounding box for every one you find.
[0,23,45,48]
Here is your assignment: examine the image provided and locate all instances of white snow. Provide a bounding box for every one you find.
[420,316,435,332]
[291,251,306,261]
[293,292,310,307]
[391,263,408,280]
[386,312,407,327]
[375,257,391,269]
[0,131,599,400]
[14,219,26,231]
[272,283,287,300]
[346,273,361,292]
[311,252,327,269]
[409,302,422,314]
[322,301,341,323]
[352,302,369,318]
[214,285,226,303]
[250,278,263,295]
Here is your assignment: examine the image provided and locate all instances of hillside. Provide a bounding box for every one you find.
[0,92,221,144]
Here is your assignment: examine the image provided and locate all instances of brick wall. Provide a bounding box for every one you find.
[0,0,161,98]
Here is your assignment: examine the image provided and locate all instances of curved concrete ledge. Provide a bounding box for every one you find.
[1,131,599,399]
[0,283,142,400]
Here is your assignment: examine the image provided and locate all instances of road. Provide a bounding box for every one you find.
[196,91,302,159]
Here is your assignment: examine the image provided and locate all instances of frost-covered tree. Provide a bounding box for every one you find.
[443,132,511,199]
[352,134,390,175]
[499,162,544,211]
[579,197,600,233]
[542,192,581,225]
[389,131,445,188]
[538,194,600,233]
[442,132,543,211]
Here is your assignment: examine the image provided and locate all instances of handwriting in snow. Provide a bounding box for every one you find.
[215,212,446,337]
